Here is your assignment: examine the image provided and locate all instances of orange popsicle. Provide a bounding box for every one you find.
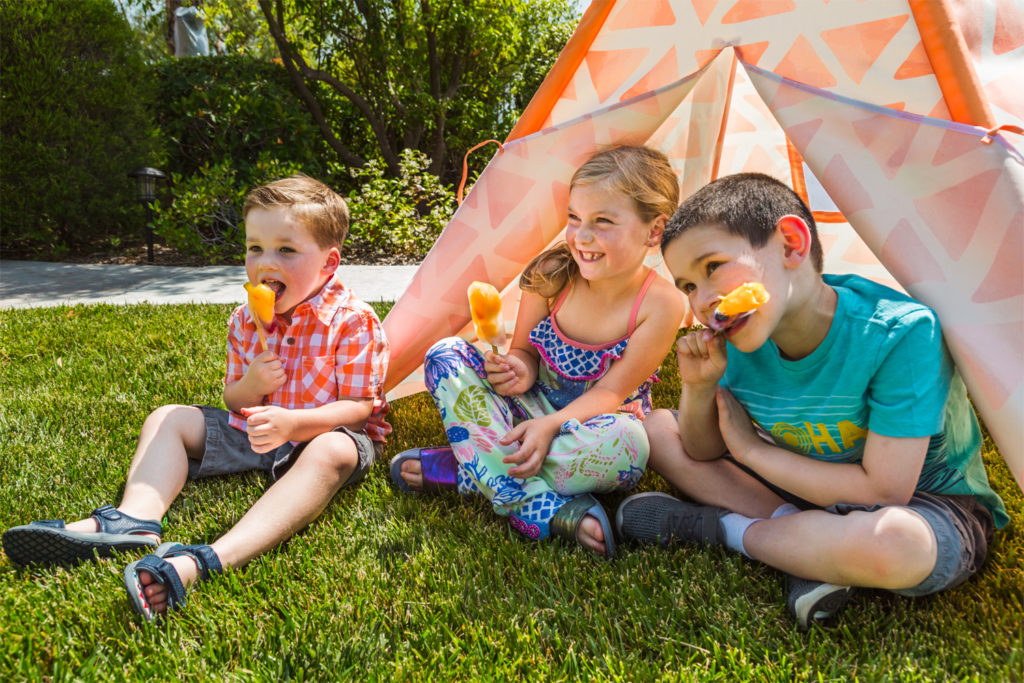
[467,281,505,352]
[710,282,769,331]
[717,282,769,316]
[244,281,276,351]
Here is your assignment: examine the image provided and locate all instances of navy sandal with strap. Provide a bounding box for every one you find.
[123,542,223,622]
[389,447,459,494]
[2,504,162,567]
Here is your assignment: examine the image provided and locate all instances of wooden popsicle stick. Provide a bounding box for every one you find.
[254,318,269,353]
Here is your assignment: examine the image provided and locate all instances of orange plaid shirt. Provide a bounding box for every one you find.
[224,273,391,442]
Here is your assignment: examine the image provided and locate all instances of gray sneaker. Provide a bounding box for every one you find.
[787,576,854,629]
[615,492,728,547]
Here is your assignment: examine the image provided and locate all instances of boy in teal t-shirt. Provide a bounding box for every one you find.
[616,172,1007,629]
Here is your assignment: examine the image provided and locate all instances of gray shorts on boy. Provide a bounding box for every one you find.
[190,405,380,487]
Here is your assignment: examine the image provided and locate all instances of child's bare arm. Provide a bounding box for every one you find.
[716,388,928,506]
[242,398,374,454]
[502,282,685,478]
[676,329,728,460]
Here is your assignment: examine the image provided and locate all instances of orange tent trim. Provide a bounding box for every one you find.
[505,0,617,142]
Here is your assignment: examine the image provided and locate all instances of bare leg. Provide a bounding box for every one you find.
[645,409,784,518]
[139,431,359,614]
[66,404,205,538]
[744,507,937,589]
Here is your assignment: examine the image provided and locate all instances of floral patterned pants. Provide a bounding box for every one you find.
[424,337,649,540]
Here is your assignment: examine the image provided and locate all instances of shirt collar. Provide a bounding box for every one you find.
[283,271,351,327]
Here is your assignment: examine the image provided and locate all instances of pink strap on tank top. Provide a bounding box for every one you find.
[551,269,658,337]
[626,269,658,335]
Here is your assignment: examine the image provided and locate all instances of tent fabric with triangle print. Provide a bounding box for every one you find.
[381,0,1024,493]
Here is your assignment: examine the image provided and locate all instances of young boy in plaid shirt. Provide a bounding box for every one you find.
[3,176,390,621]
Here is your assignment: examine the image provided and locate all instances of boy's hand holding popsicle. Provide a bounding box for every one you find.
[676,282,770,388]
[241,280,286,399]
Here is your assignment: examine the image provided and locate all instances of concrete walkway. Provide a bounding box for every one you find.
[0,261,419,309]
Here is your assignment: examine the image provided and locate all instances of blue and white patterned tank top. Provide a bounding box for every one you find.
[527,270,659,415]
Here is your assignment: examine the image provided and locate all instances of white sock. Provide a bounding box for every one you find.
[771,503,801,518]
[720,513,759,558]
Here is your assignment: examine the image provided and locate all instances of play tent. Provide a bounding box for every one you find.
[381,0,1024,491]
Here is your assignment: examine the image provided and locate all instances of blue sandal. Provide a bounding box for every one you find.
[389,447,459,494]
[550,494,616,559]
[2,505,162,567]
[123,542,222,622]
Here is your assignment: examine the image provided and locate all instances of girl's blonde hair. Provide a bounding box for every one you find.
[519,146,679,298]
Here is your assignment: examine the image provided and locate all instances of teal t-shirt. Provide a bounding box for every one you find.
[722,274,1007,528]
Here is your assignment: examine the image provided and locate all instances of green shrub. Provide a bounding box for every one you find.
[0,0,165,257]
[153,55,330,184]
[152,154,303,263]
[343,149,457,260]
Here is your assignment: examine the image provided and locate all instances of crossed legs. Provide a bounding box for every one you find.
[644,409,937,590]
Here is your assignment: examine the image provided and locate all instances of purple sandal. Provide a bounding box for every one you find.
[389,447,459,494]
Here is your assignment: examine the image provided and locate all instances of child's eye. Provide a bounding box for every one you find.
[279,247,295,254]
[677,281,695,294]
[247,245,262,254]
[706,261,723,276]
[567,212,580,223]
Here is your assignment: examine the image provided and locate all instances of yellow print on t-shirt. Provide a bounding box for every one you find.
[770,420,868,455]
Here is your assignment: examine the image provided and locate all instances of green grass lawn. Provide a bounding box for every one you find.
[1,304,1020,681]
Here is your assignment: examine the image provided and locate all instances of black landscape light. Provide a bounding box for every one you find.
[128,166,167,263]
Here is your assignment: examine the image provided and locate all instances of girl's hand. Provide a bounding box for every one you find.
[715,387,762,465]
[485,350,532,396]
[500,417,560,478]
[241,405,295,453]
[245,350,287,396]
[676,328,727,389]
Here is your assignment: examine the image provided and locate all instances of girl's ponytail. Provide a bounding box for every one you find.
[520,242,578,299]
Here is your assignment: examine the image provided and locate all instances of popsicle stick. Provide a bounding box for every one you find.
[254,319,269,353]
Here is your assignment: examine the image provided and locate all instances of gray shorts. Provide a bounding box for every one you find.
[827,491,993,597]
[191,405,380,488]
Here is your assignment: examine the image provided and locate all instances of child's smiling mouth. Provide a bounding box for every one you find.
[577,250,604,262]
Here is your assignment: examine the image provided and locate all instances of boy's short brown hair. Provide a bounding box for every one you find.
[663,172,823,272]
[243,175,350,250]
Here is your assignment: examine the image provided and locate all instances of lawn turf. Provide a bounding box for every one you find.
[0,303,1020,681]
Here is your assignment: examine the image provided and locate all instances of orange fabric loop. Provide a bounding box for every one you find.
[458,139,504,205]
[981,124,1024,145]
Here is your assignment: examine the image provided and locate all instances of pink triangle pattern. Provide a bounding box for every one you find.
[944,320,1023,411]
[879,219,947,286]
[913,170,1001,261]
[972,209,1024,303]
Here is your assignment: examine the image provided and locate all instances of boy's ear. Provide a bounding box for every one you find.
[322,247,341,275]
[776,215,811,268]
[646,214,668,247]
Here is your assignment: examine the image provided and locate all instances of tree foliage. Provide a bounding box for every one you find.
[127,0,279,60]
[258,0,577,181]
[153,55,331,179]
[0,0,164,256]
